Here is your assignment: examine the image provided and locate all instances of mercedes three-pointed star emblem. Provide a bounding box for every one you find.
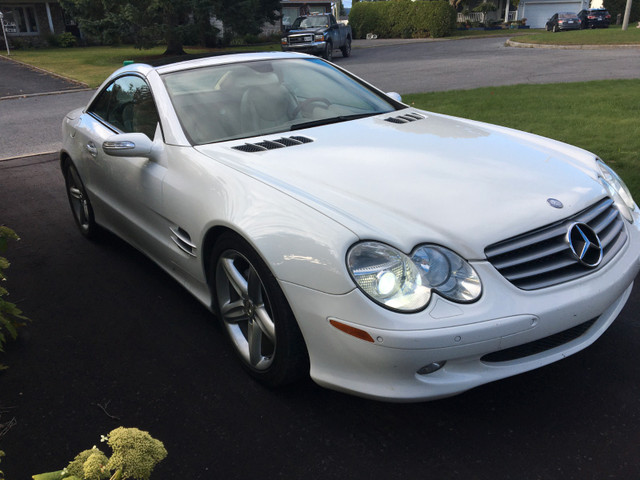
[566,222,603,267]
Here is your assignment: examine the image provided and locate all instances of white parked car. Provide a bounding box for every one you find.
[61,52,640,401]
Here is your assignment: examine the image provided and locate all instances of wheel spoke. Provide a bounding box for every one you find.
[247,319,263,367]
[220,298,247,324]
[69,186,83,200]
[221,256,248,298]
[254,305,276,342]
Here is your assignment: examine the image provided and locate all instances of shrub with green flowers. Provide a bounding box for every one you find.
[0,226,30,369]
[33,427,167,480]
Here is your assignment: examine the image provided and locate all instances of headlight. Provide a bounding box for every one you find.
[281,37,288,45]
[597,159,636,223]
[315,34,325,42]
[347,242,482,313]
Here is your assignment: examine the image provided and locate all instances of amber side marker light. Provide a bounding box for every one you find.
[329,319,375,343]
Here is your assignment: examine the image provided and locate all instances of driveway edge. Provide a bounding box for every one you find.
[506,39,640,49]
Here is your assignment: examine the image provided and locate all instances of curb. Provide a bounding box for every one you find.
[0,151,58,163]
[0,87,95,101]
[506,38,640,49]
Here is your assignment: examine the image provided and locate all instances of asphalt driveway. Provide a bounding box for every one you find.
[0,56,86,98]
[2,153,640,480]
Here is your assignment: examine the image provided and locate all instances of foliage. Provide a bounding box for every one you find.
[64,448,110,480]
[0,226,29,370]
[349,0,456,39]
[47,32,78,48]
[58,0,280,53]
[35,428,167,480]
[0,450,4,480]
[472,2,497,13]
[604,0,640,23]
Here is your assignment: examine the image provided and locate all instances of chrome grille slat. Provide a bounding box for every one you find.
[485,197,627,290]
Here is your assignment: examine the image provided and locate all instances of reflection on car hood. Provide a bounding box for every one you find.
[196,110,606,258]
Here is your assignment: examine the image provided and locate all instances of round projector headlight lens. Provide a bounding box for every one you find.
[347,242,429,312]
[412,245,481,303]
[597,159,636,222]
[347,242,482,312]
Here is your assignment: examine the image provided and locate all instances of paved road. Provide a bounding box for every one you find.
[2,36,639,160]
[2,153,640,480]
[340,37,640,94]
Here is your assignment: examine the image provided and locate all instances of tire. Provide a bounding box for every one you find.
[211,232,309,387]
[341,37,351,58]
[553,25,558,32]
[323,41,333,61]
[63,160,99,239]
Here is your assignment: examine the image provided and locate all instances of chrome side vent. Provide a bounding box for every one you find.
[384,112,426,124]
[485,197,627,290]
[170,226,197,257]
[232,136,313,153]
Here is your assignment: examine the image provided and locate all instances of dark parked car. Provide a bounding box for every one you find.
[545,12,581,32]
[577,8,611,28]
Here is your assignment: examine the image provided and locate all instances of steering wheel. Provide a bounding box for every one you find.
[291,97,331,118]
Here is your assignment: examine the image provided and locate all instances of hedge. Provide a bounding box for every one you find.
[349,0,456,39]
[603,0,640,23]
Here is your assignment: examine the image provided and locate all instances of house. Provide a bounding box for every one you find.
[0,0,67,44]
[280,1,333,28]
[516,0,589,27]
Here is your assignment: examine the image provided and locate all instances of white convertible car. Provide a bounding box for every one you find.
[61,52,640,401]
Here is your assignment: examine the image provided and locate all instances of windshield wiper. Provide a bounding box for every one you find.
[290,112,380,131]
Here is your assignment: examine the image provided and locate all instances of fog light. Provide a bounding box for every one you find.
[417,361,446,375]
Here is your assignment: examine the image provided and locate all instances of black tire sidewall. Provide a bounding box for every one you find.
[210,232,309,387]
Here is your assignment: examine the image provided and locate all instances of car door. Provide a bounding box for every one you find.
[82,74,167,253]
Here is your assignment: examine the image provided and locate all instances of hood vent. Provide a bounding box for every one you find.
[232,136,313,153]
[384,112,426,124]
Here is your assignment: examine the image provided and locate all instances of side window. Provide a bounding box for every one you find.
[88,75,160,140]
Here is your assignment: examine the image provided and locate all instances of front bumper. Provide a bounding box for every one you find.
[282,216,640,401]
[282,41,326,55]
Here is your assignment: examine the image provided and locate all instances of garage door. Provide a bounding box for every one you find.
[521,2,582,27]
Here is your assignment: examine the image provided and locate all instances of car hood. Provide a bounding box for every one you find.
[287,28,326,35]
[195,110,607,259]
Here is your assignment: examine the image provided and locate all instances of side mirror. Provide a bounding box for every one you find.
[386,92,403,103]
[102,133,154,158]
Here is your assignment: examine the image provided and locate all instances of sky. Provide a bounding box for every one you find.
[344,0,352,7]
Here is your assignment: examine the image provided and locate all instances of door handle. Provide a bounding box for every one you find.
[86,142,98,157]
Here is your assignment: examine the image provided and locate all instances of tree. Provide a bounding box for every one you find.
[59,0,279,54]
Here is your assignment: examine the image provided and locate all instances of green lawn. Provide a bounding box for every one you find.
[404,79,640,197]
[0,44,280,88]
[515,25,640,44]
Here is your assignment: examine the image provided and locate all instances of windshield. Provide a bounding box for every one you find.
[291,16,330,29]
[162,58,398,145]
[559,13,577,18]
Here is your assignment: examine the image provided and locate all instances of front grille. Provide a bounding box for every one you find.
[289,35,313,44]
[481,318,597,363]
[485,198,627,290]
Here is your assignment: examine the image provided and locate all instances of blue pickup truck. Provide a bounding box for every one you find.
[281,14,352,61]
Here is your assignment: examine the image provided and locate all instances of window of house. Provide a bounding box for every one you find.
[1,5,39,34]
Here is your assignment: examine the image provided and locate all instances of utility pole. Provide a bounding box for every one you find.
[621,0,632,30]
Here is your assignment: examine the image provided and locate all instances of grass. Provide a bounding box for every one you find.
[0,44,281,88]
[515,25,640,44]
[403,79,640,196]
